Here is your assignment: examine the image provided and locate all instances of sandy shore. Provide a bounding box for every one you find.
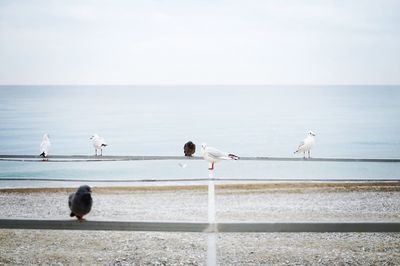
[1,182,400,265]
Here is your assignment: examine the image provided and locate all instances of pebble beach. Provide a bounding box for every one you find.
[1,183,400,265]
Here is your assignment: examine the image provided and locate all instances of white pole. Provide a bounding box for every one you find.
[207,234,217,266]
[208,169,215,223]
[207,167,217,266]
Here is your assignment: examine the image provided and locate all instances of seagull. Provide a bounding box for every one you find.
[178,163,187,168]
[39,133,51,159]
[90,134,107,156]
[69,185,93,222]
[201,143,239,170]
[294,131,316,158]
[183,141,196,157]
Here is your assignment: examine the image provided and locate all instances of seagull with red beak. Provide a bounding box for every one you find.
[201,143,239,171]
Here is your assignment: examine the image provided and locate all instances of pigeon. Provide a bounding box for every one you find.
[294,131,316,158]
[39,133,51,159]
[201,143,239,170]
[90,134,107,156]
[69,185,93,221]
[183,141,196,157]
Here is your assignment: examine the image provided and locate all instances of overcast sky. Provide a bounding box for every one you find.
[0,0,399,85]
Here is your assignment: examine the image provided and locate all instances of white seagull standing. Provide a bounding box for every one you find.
[90,134,108,156]
[294,131,316,158]
[201,143,239,170]
[39,133,51,159]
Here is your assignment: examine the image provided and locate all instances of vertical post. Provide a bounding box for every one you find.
[208,169,215,223]
[207,234,217,266]
[207,167,217,266]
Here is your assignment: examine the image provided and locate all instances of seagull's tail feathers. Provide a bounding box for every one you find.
[228,154,240,160]
[39,152,46,157]
[101,144,108,147]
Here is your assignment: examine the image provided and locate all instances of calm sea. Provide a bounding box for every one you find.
[0,85,399,187]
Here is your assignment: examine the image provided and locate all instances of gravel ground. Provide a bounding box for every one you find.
[216,189,400,222]
[0,184,399,221]
[0,184,400,265]
[0,230,399,265]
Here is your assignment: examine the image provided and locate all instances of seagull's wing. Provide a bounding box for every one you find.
[207,147,228,159]
[92,137,99,147]
[98,137,107,146]
[40,141,45,151]
[40,140,50,154]
[297,140,305,150]
[93,137,107,147]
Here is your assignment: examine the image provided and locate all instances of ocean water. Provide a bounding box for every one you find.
[0,85,399,187]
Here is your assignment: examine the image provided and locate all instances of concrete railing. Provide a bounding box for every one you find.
[1,219,399,232]
[0,155,399,162]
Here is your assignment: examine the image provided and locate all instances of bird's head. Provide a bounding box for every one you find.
[43,133,50,139]
[201,143,207,150]
[187,141,194,146]
[90,134,99,140]
[309,131,316,137]
[77,185,92,194]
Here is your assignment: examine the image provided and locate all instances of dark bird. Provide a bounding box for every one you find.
[184,141,196,157]
[68,185,93,221]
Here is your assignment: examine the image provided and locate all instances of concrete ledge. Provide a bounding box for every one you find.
[218,222,400,233]
[0,219,209,232]
[1,219,399,232]
[1,178,400,183]
[0,155,399,163]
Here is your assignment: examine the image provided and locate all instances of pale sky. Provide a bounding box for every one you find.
[0,0,399,85]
